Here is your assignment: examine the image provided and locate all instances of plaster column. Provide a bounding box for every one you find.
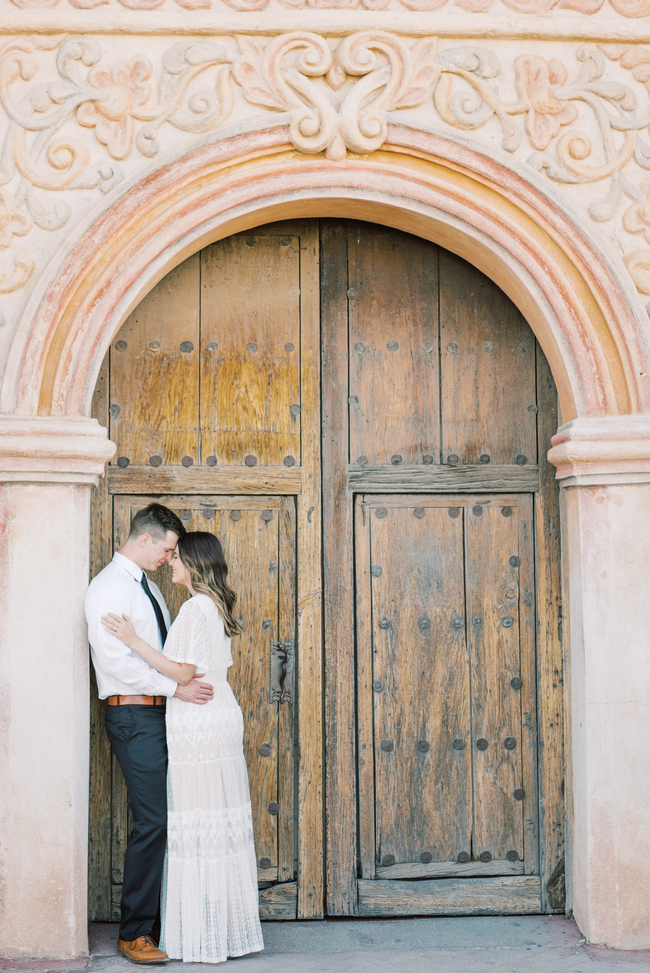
[0,416,115,960]
[549,417,650,950]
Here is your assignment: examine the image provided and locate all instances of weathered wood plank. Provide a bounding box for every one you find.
[321,220,357,913]
[355,497,375,882]
[358,876,542,916]
[121,494,282,511]
[296,221,324,918]
[535,349,565,912]
[518,494,539,874]
[440,250,537,466]
[110,254,200,466]
[108,466,302,495]
[111,884,123,923]
[348,226,440,465]
[278,496,296,884]
[258,867,279,883]
[259,882,298,921]
[200,233,301,467]
[369,500,471,867]
[220,506,280,872]
[465,499,525,865]
[88,353,113,922]
[347,465,539,493]
[376,859,524,879]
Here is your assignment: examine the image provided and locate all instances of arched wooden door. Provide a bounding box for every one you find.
[88,220,564,922]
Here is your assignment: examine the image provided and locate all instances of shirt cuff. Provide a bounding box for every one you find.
[157,673,178,697]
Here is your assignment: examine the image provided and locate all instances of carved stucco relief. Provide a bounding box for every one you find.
[1,31,650,339]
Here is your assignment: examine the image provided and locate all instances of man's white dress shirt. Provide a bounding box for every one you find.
[85,551,177,699]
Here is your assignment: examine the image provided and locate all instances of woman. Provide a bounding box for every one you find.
[102,532,264,964]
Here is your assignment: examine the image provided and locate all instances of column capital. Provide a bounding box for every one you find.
[548,415,650,486]
[0,415,115,485]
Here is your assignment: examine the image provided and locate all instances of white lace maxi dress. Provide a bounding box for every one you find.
[159,593,264,963]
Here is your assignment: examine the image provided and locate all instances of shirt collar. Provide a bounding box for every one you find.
[113,551,143,582]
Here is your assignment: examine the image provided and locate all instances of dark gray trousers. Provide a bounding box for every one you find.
[104,705,167,942]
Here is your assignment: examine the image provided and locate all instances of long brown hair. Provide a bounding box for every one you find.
[177,532,242,637]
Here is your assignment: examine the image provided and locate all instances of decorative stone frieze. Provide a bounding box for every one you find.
[1,29,650,351]
[0,415,115,482]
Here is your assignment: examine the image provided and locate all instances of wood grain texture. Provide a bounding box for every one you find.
[321,221,357,914]
[347,465,539,493]
[465,500,525,865]
[535,350,565,912]
[110,255,200,466]
[368,500,471,866]
[348,226,440,465]
[518,494,539,875]
[375,859,524,879]
[108,466,302,495]
[111,884,123,923]
[200,233,301,467]
[358,876,542,916]
[259,882,298,920]
[278,496,297,884]
[355,498,374,882]
[295,222,324,918]
[440,251,537,466]
[258,867,279,882]
[88,353,113,922]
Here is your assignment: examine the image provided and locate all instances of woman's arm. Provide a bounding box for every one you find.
[101,612,197,686]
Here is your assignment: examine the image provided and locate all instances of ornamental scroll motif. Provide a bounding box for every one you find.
[2,32,650,306]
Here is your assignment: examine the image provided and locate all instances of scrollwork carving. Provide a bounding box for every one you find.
[2,32,650,304]
[234,31,438,159]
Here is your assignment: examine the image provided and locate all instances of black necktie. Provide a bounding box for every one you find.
[140,573,168,646]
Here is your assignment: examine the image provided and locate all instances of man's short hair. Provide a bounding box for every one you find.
[129,503,186,542]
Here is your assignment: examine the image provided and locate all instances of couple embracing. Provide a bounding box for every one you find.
[85,503,264,965]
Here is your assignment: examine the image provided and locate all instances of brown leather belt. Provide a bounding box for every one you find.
[106,695,166,706]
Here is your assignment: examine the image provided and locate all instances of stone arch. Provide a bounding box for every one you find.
[3,123,650,422]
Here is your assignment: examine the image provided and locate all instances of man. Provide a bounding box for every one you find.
[85,502,214,965]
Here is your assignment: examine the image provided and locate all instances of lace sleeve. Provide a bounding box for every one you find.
[164,599,210,670]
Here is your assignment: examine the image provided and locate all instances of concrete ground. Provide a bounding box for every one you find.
[3,918,650,973]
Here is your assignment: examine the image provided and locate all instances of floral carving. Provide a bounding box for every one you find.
[622,182,650,294]
[513,56,578,152]
[2,34,650,304]
[77,58,152,160]
[0,189,31,249]
[623,178,650,245]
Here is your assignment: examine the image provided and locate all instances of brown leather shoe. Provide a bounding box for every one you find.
[117,935,170,964]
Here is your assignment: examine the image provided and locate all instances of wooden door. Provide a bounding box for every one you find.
[355,494,539,915]
[321,222,563,917]
[89,218,563,923]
